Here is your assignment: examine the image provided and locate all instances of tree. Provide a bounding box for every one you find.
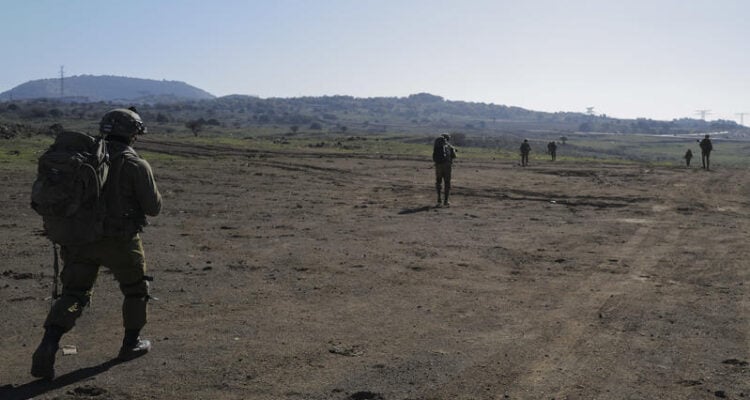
[559,136,568,145]
[290,125,299,134]
[451,132,467,146]
[186,119,205,136]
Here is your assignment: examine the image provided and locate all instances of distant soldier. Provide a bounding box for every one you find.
[520,139,531,167]
[699,134,713,170]
[547,141,557,161]
[433,133,457,206]
[684,149,693,168]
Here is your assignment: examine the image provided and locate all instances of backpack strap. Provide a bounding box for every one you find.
[52,243,60,300]
[104,147,140,235]
[107,148,135,223]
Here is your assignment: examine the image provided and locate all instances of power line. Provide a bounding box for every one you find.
[695,109,712,120]
[59,65,64,98]
[735,112,749,126]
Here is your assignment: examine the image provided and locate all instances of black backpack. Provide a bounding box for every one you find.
[31,131,110,245]
[433,137,451,163]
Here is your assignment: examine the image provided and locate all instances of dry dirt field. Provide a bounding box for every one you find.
[1,138,749,399]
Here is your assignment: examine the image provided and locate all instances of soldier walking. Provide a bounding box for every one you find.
[547,141,557,161]
[433,133,457,207]
[699,135,713,170]
[31,108,162,380]
[520,139,531,167]
[684,149,693,168]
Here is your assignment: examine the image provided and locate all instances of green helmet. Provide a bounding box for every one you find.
[99,107,147,137]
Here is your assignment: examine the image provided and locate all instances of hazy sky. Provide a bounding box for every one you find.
[1,0,748,122]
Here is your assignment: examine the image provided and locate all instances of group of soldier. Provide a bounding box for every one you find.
[684,134,713,170]
[26,111,718,381]
[520,139,558,167]
[433,133,716,208]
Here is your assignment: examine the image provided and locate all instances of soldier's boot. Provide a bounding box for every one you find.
[117,329,151,361]
[444,188,451,207]
[31,325,64,380]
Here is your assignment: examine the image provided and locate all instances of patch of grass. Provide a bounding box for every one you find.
[0,137,53,168]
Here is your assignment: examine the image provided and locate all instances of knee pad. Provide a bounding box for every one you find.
[61,288,93,308]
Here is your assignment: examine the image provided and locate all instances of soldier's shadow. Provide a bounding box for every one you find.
[398,205,433,215]
[0,358,123,400]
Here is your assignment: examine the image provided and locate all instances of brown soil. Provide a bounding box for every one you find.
[1,139,748,399]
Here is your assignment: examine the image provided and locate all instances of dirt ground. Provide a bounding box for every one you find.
[1,138,748,400]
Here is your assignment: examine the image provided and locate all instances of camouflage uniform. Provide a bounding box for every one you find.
[434,134,457,206]
[32,108,160,380]
[44,140,161,332]
[520,140,531,167]
[548,141,557,161]
[699,136,712,170]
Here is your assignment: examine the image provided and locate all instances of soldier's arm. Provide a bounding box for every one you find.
[131,158,162,216]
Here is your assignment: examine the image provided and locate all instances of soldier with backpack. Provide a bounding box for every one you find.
[30,107,162,380]
[520,139,531,167]
[547,141,557,161]
[433,133,457,207]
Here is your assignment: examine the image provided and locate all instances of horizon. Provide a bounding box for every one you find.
[1,1,748,123]
[1,73,745,124]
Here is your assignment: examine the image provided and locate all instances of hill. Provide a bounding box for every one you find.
[0,75,215,102]
[3,92,747,140]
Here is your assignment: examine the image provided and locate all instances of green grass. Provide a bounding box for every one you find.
[0,136,53,167]
[3,130,748,171]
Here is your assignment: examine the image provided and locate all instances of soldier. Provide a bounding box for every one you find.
[433,133,457,206]
[520,139,531,167]
[547,141,557,161]
[31,108,162,380]
[684,149,693,168]
[699,134,713,170]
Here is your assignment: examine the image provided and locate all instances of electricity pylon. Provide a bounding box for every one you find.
[695,109,712,120]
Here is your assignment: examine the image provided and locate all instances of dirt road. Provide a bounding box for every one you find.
[1,139,748,399]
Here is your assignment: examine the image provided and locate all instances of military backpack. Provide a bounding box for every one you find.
[433,137,452,163]
[31,131,110,245]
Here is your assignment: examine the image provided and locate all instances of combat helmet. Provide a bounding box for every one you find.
[99,107,147,137]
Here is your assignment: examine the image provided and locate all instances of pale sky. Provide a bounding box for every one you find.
[1,0,748,122]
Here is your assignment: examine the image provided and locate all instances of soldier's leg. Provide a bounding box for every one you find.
[443,165,452,206]
[33,246,99,379]
[105,236,149,331]
[105,235,152,360]
[435,165,443,205]
[44,248,99,331]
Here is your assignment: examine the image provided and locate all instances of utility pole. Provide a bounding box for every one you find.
[59,65,64,98]
[695,109,712,120]
[735,112,748,126]
[586,106,595,116]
